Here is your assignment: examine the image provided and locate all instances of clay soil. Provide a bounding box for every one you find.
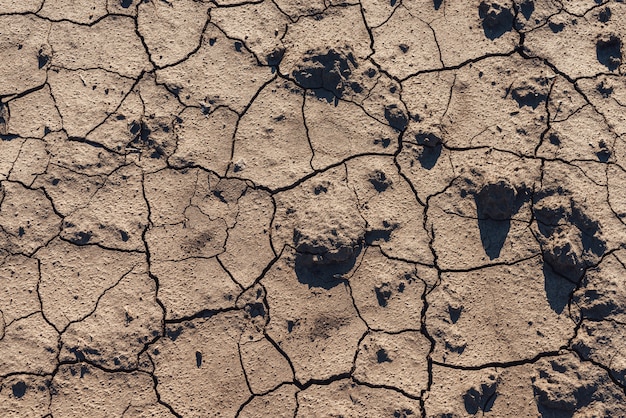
[1,0,626,417]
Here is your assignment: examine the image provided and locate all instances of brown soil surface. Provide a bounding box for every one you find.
[1,0,626,417]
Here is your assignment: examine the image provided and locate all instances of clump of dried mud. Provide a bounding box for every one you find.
[1,0,626,417]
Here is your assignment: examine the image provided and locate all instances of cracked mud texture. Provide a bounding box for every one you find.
[0,0,625,417]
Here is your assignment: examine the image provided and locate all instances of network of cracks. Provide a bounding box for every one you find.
[1,0,626,416]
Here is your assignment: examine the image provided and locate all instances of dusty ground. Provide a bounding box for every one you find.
[0,0,625,416]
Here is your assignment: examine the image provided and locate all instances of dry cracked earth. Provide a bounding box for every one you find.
[1,0,626,416]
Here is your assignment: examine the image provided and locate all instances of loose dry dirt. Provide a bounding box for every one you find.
[1,0,625,417]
